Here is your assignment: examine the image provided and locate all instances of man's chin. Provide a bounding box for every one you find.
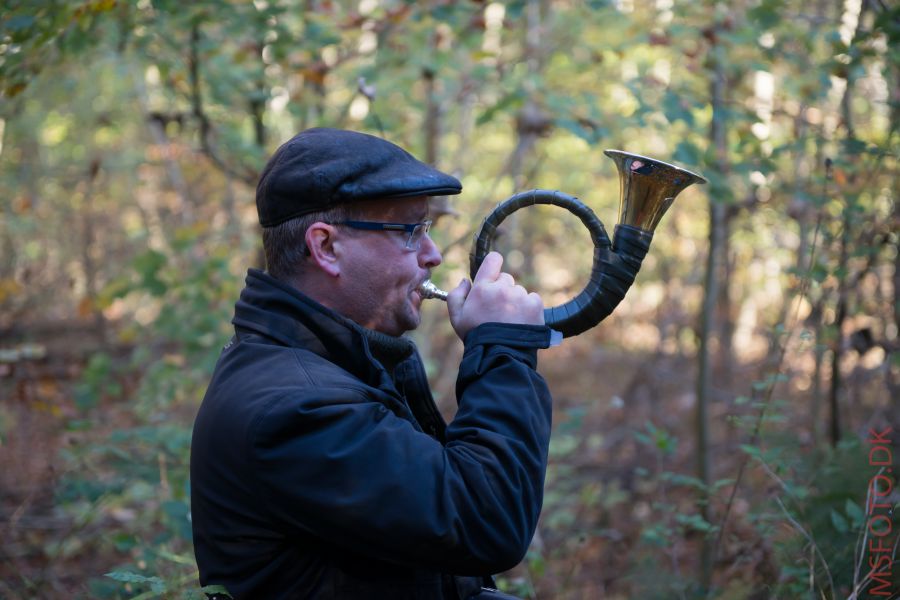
[400,300,422,333]
[400,307,421,333]
[373,307,420,337]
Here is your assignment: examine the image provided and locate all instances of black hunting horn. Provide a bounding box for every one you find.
[418,150,707,338]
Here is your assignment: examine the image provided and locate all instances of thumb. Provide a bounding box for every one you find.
[473,251,503,285]
[446,278,471,320]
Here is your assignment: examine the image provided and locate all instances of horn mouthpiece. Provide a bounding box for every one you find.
[417,280,448,301]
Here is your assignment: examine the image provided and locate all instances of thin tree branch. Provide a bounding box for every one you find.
[710,159,828,587]
[187,20,258,186]
[773,496,836,597]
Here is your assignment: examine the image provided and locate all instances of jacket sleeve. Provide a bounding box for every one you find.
[248,322,553,575]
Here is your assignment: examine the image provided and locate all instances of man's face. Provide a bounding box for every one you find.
[334,197,442,336]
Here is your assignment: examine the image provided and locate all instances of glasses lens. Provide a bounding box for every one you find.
[406,220,432,250]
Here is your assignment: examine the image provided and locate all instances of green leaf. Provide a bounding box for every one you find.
[549,433,579,458]
[3,15,36,32]
[673,141,702,168]
[748,0,783,31]
[476,92,524,126]
[202,585,233,598]
[660,472,708,491]
[740,444,763,459]
[303,14,341,46]
[675,513,716,533]
[132,249,168,296]
[162,499,189,521]
[505,0,526,20]
[557,117,601,144]
[844,499,865,527]
[842,138,868,155]
[663,89,694,127]
[104,571,165,593]
[830,509,849,533]
[640,523,674,546]
[74,383,98,412]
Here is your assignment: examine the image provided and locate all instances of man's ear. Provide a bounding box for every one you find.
[305,222,342,277]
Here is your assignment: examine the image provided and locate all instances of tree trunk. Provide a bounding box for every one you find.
[508,0,550,286]
[829,200,850,446]
[697,8,730,590]
[715,227,734,377]
[423,66,455,222]
[888,197,900,426]
[827,0,870,446]
[79,159,107,345]
[811,299,825,446]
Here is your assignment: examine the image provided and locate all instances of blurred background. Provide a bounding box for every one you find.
[0,0,897,598]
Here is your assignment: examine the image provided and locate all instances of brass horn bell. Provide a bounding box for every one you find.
[604,150,707,232]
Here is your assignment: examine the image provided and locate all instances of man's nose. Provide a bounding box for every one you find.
[418,233,442,269]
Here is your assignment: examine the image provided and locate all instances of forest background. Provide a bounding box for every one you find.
[0,0,897,598]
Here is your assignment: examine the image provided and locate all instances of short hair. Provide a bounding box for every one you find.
[262,203,362,283]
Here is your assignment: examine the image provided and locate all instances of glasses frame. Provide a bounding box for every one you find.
[333,219,433,250]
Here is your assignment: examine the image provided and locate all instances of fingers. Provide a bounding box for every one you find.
[473,251,503,284]
[495,272,515,288]
[527,292,546,324]
[446,251,545,340]
[446,278,471,319]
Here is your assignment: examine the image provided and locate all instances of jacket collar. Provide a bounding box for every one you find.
[231,269,412,388]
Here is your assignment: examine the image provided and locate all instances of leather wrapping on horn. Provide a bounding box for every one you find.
[469,189,651,338]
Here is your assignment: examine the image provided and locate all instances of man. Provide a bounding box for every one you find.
[190,128,554,599]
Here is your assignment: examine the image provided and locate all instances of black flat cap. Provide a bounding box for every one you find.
[256,128,462,227]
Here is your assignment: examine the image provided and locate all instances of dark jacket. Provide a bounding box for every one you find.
[190,269,553,599]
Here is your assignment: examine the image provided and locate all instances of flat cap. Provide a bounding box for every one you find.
[256,128,462,227]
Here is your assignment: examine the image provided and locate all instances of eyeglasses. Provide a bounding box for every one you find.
[333,219,433,250]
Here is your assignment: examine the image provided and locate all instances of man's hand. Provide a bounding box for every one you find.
[446,251,544,341]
